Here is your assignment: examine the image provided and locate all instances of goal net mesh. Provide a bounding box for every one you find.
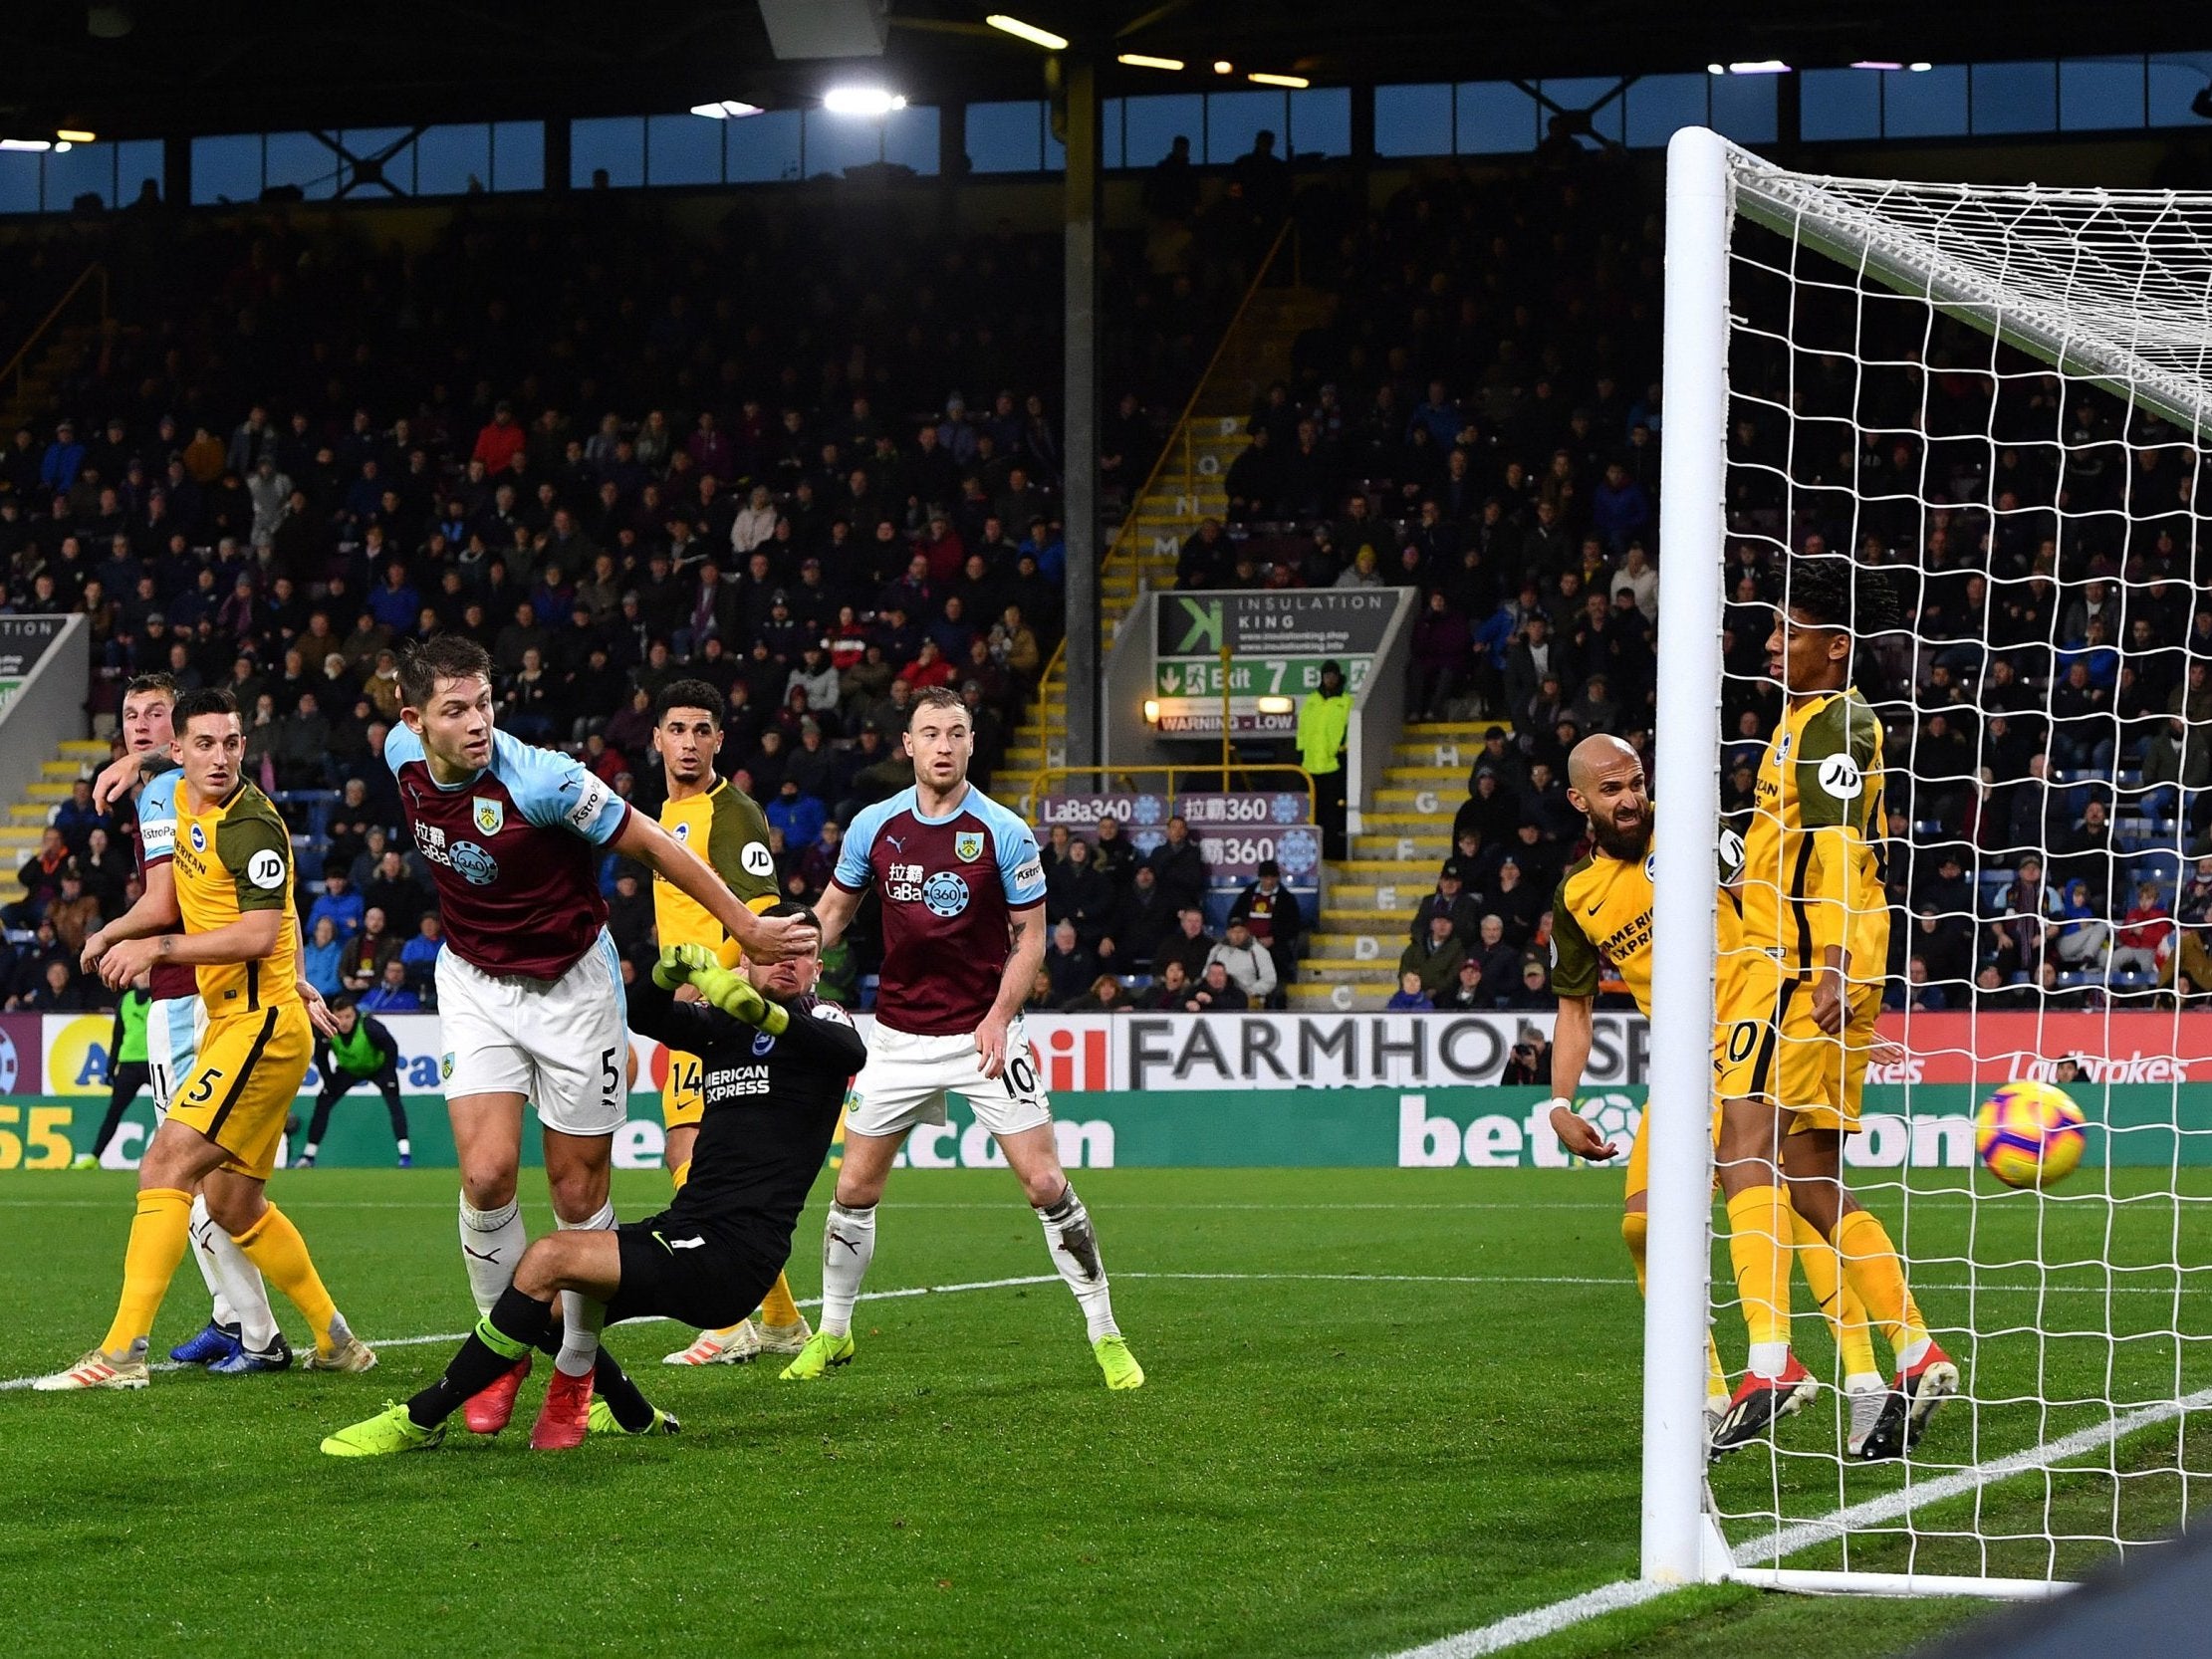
[1708,154,2212,1584]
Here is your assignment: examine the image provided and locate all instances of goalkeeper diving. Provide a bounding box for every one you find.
[324,903,866,1456]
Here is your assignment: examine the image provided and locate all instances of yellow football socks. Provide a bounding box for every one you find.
[759,1272,802,1328]
[234,1205,338,1353]
[1725,1185,1793,1368]
[1833,1208,1929,1365]
[1792,1205,1879,1381]
[103,1186,192,1354]
[1621,1209,1729,1403]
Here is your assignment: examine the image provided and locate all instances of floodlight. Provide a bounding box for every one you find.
[823,87,906,117]
[986,14,1069,51]
[1117,53,1183,71]
[1248,73,1309,89]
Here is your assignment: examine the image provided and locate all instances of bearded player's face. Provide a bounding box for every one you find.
[1571,757,1648,860]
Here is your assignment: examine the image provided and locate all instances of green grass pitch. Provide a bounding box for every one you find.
[3,1166,2204,1657]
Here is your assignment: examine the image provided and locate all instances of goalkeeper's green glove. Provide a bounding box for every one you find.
[652,942,721,992]
[697,965,790,1035]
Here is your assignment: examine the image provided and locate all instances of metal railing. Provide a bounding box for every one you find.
[1034,215,1301,693]
[0,261,109,405]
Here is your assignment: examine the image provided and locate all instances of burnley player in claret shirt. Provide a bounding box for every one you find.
[796,686,1142,1391]
[384,634,807,1449]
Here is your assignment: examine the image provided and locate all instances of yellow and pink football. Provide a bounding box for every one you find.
[1975,1080,2088,1190]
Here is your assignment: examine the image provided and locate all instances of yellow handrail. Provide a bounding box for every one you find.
[1037,215,1299,689]
[1025,763,1317,824]
[0,261,108,402]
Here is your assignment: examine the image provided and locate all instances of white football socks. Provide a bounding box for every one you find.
[555,1200,616,1378]
[1039,1184,1119,1341]
[192,1192,277,1350]
[819,1201,876,1337]
[459,1195,527,1315]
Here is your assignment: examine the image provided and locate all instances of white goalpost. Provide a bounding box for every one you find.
[1646,125,2212,1598]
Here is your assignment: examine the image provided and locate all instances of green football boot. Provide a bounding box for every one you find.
[321,1402,442,1458]
[1094,1334,1145,1390]
[777,1329,856,1380]
[586,1397,682,1436]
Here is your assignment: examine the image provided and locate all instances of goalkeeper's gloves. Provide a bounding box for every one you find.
[655,943,789,1035]
[652,942,721,992]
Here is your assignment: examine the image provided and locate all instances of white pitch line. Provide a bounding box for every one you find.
[1380,1579,1675,1659]
[1378,1386,2212,1659]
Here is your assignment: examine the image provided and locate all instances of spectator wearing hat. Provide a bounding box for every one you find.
[1226,857,1306,998]
[1411,859,1483,947]
[1298,660,1352,861]
[1399,912,1467,1000]
[1144,815,1208,914]
[1206,917,1278,1004]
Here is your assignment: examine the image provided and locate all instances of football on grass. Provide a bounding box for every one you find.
[1976,1080,2088,1190]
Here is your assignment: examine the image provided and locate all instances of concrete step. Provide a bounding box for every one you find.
[11,804,54,826]
[25,782,74,804]
[1309,932,1411,962]
[1352,835,1450,862]
[1393,741,1481,769]
[1355,812,1453,835]
[1372,786,1461,813]
[1285,981,1388,1012]
[1381,764,1465,786]
[1402,722,1496,739]
[1319,905,1418,927]
[1295,958,1401,985]
[41,759,90,780]
[1330,858,1442,879]
[59,740,111,761]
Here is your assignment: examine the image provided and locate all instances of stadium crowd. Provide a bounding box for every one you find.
[6,143,2211,1016]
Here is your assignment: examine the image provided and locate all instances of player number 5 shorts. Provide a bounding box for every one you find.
[843,1016,1052,1140]
[434,929,630,1136]
[165,1003,315,1179]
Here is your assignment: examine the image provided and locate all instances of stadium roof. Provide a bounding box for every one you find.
[4,1,2207,143]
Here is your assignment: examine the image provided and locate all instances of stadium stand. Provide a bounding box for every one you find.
[6,136,2208,1022]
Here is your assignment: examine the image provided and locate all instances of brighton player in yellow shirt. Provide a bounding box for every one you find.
[38,688,374,1389]
[1708,560,1954,1460]
[1544,733,1887,1450]
[650,679,815,1366]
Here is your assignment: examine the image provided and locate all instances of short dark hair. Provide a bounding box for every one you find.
[397,634,493,710]
[906,685,966,726]
[123,672,177,702]
[761,899,823,935]
[170,687,239,733]
[331,993,359,1013]
[651,679,724,727]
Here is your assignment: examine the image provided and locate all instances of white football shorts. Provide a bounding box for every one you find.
[146,994,208,1115]
[433,928,629,1136]
[843,1015,1053,1141]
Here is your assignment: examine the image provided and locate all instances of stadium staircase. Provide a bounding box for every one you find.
[1003,224,1328,788]
[1289,720,1473,1011]
[8,738,119,853]
[0,263,111,435]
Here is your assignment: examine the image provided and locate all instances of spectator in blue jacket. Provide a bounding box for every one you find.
[40,420,84,493]
[766,777,827,849]
[307,862,366,939]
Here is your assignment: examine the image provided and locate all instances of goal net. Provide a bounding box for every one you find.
[1644,127,2212,1598]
